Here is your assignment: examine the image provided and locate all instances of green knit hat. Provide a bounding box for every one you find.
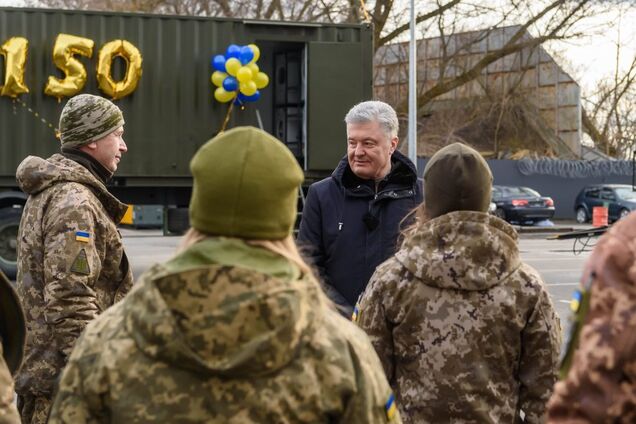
[189,127,304,239]
[59,94,125,148]
[424,142,493,219]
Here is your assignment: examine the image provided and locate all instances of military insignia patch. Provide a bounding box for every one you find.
[351,303,360,322]
[70,249,90,275]
[75,231,90,243]
[385,393,397,420]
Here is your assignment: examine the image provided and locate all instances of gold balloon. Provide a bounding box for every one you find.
[45,34,94,100]
[254,72,269,89]
[214,87,235,103]
[236,66,253,83]
[239,80,257,96]
[0,37,29,98]
[211,71,227,87]
[225,58,241,77]
[247,63,259,75]
[96,39,143,100]
[248,44,260,64]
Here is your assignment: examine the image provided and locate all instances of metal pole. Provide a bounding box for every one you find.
[408,0,417,168]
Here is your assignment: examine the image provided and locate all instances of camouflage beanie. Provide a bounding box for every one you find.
[59,94,124,148]
[424,142,493,219]
[189,126,304,239]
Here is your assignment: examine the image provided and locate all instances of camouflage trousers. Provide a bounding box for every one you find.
[17,394,50,424]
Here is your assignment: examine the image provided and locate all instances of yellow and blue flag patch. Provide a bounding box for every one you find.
[385,393,397,420]
[570,290,582,312]
[351,304,360,322]
[75,231,90,243]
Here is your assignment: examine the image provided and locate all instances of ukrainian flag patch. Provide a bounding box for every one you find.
[75,231,90,243]
[385,393,396,420]
[351,304,360,322]
[570,290,582,312]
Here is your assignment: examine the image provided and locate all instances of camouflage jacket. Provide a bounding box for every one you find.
[357,211,561,424]
[15,154,132,397]
[49,238,400,423]
[547,212,636,423]
[0,344,20,424]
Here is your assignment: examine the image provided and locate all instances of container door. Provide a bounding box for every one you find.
[306,42,369,171]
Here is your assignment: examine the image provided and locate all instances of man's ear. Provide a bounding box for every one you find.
[78,142,98,154]
[390,136,399,153]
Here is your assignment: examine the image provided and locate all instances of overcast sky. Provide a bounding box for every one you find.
[1,0,634,98]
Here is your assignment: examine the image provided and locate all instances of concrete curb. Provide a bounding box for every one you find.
[514,226,575,234]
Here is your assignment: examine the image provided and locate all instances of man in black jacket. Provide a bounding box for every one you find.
[298,100,422,317]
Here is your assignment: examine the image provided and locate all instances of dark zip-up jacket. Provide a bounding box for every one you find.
[298,151,422,312]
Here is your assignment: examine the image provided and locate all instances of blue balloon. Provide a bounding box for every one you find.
[226,44,241,59]
[212,55,226,72]
[222,76,238,92]
[239,45,255,65]
[242,90,260,102]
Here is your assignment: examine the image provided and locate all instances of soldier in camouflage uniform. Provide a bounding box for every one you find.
[357,143,561,423]
[48,127,400,423]
[547,211,636,422]
[14,94,133,423]
[1,269,25,424]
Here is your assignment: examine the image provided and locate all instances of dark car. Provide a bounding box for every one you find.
[574,184,636,224]
[492,185,555,224]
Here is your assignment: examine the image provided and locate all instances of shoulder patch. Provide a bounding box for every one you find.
[75,231,90,243]
[385,393,397,420]
[70,248,91,275]
[351,303,360,322]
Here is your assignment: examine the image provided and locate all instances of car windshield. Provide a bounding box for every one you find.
[615,187,636,200]
[497,186,541,197]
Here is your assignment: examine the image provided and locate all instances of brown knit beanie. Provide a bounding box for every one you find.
[424,143,492,219]
[59,94,124,148]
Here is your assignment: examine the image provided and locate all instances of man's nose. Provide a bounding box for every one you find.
[119,139,128,152]
[354,144,365,156]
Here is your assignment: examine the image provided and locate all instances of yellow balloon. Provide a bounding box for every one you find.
[254,72,269,89]
[45,34,94,100]
[225,58,241,77]
[236,66,253,83]
[239,80,257,96]
[214,87,235,103]
[211,71,227,87]
[0,37,29,98]
[247,63,259,75]
[96,39,143,100]
[248,44,260,64]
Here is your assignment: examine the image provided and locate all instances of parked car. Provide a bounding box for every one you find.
[492,185,555,224]
[574,184,636,224]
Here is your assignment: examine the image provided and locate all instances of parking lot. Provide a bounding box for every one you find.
[122,225,594,325]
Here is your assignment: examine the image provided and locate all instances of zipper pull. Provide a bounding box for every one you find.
[338,222,343,231]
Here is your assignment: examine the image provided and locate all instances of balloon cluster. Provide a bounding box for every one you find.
[210,44,269,105]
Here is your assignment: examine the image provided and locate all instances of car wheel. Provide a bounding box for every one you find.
[0,207,22,280]
[575,207,587,224]
[620,208,631,220]
[494,208,506,221]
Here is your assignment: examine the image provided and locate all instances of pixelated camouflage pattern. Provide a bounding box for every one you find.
[49,238,399,423]
[547,211,636,422]
[14,154,132,418]
[0,344,20,424]
[357,211,561,424]
[59,94,124,148]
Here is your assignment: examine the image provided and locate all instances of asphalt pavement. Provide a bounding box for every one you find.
[121,220,599,326]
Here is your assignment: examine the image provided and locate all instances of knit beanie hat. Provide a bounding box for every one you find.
[189,126,304,239]
[59,94,124,148]
[424,142,493,219]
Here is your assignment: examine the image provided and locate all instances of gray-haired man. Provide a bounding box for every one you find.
[298,100,422,317]
[14,94,133,423]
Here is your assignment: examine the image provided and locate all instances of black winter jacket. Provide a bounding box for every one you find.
[298,151,422,313]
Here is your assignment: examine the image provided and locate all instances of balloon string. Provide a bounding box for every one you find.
[220,100,235,134]
[359,0,371,23]
[12,97,60,139]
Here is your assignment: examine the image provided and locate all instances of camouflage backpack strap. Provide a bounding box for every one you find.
[558,272,594,379]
